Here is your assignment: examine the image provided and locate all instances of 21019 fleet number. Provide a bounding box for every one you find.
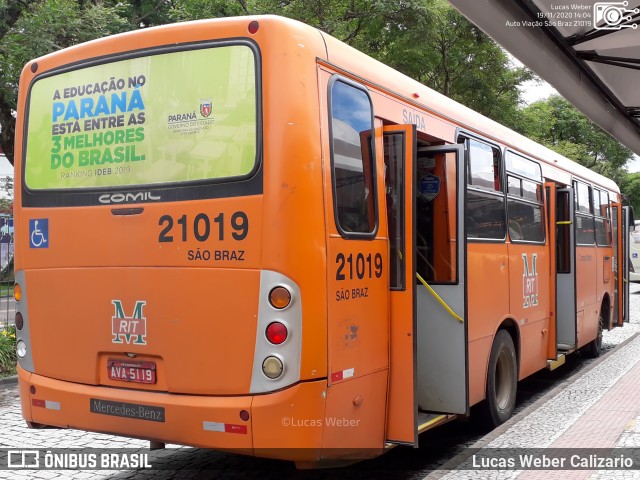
[158,211,248,243]
[335,252,383,281]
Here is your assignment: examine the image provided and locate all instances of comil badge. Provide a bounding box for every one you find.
[200,98,213,117]
[112,300,147,345]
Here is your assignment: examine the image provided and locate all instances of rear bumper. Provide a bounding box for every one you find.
[18,366,327,461]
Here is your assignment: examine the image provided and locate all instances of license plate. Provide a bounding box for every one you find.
[107,359,156,384]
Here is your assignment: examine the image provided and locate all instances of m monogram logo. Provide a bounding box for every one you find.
[111,300,147,345]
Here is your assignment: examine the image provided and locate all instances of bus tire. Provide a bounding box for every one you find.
[581,314,603,358]
[485,330,517,427]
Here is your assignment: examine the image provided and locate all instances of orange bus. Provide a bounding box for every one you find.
[13,15,633,465]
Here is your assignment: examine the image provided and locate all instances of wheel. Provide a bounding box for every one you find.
[581,315,603,358]
[485,330,517,427]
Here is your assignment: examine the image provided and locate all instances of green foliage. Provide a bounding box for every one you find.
[0,0,131,162]
[409,0,534,125]
[517,95,633,185]
[250,0,392,41]
[249,0,534,126]
[0,175,13,213]
[517,95,640,208]
[0,325,16,376]
[172,0,248,21]
[620,173,640,214]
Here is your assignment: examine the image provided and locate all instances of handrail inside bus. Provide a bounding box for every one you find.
[416,273,464,324]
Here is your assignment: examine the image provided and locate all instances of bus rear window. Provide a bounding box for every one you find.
[24,44,257,190]
[329,78,376,236]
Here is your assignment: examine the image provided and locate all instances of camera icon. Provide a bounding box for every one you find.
[594,1,639,30]
[7,450,40,468]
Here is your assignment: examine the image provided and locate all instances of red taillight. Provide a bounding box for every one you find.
[248,21,259,34]
[15,312,24,330]
[266,322,288,345]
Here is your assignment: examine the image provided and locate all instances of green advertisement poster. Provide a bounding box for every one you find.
[25,45,257,190]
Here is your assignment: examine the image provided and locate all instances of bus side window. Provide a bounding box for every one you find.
[415,147,457,284]
[557,190,571,273]
[595,189,611,246]
[329,78,376,237]
[384,133,405,290]
[462,138,505,240]
[505,151,545,243]
[574,180,595,245]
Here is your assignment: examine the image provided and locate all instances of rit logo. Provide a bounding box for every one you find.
[522,254,539,308]
[111,300,147,345]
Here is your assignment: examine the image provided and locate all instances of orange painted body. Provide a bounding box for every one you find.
[13,15,624,462]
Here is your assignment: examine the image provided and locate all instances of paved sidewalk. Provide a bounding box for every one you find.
[434,331,640,480]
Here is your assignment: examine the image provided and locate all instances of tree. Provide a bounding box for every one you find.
[0,0,39,165]
[517,95,633,186]
[620,173,640,214]
[172,0,247,20]
[0,0,132,163]
[370,0,535,126]
[0,175,12,215]
[249,0,535,126]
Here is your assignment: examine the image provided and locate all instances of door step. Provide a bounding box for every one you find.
[417,412,455,434]
[547,354,566,371]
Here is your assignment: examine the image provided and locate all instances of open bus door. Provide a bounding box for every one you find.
[382,124,417,445]
[623,206,633,323]
[555,187,577,351]
[414,144,467,417]
[382,128,466,444]
[545,182,558,360]
[613,203,632,326]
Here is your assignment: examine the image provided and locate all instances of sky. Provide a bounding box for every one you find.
[0,156,12,178]
[519,77,558,105]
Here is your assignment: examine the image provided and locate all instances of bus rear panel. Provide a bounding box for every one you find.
[13,17,363,461]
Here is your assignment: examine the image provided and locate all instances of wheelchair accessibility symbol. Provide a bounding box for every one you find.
[29,219,49,248]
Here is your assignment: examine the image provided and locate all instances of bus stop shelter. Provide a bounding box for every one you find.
[449,0,640,156]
